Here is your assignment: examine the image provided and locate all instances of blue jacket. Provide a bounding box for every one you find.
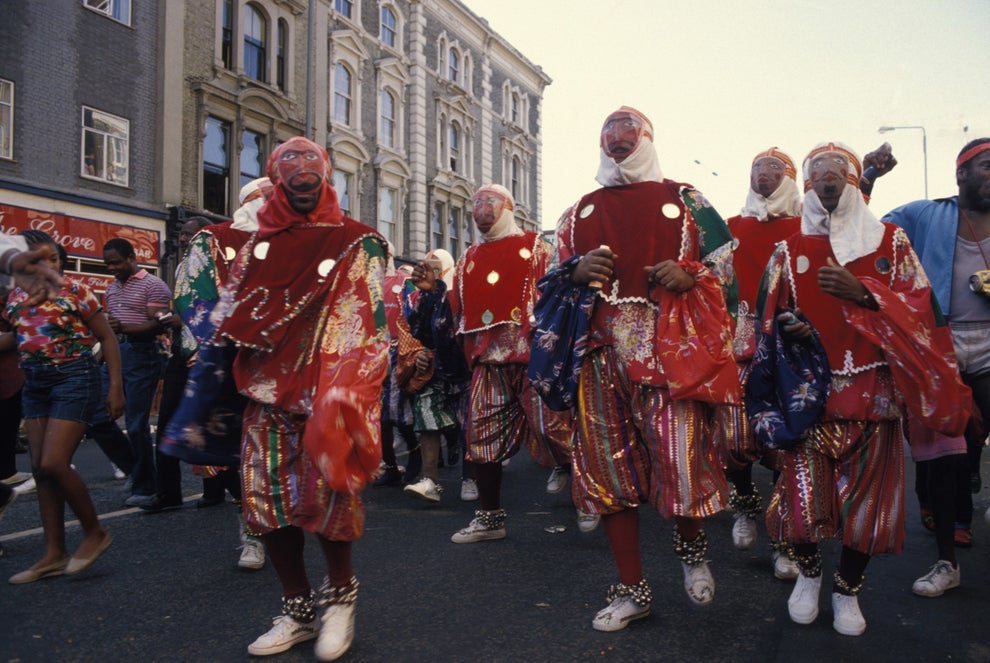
[883,196,959,315]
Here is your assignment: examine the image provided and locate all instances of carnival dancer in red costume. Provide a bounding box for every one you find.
[210,137,389,660]
[409,183,575,543]
[720,148,803,574]
[554,107,739,631]
[759,142,970,636]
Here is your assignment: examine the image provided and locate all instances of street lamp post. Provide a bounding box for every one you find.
[878,125,928,199]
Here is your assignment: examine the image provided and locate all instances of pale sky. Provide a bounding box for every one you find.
[465,0,990,228]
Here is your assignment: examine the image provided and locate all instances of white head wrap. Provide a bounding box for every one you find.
[595,107,664,187]
[473,183,522,243]
[740,148,801,221]
[232,177,273,231]
[425,248,455,290]
[800,142,884,266]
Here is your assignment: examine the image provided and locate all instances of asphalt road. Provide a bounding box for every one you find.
[1,438,988,662]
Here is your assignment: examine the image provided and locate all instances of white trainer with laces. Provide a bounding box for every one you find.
[546,466,569,494]
[576,509,601,533]
[592,595,650,632]
[403,477,442,503]
[451,510,506,543]
[787,573,822,624]
[459,478,478,501]
[315,603,355,661]
[912,560,960,597]
[681,561,715,604]
[771,550,800,581]
[247,615,318,656]
[238,537,266,570]
[831,592,866,636]
[731,513,757,549]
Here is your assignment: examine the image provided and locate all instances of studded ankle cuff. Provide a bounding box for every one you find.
[832,571,864,596]
[793,550,823,578]
[673,529,708,566]
[476,508,506,529]
[606,578,653,607]
[281,592,317,623]
[728,487,762,519]
[316,576,360,608]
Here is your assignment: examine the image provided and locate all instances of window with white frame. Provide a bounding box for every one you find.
[449,121,460,172]
[511,156,520,201]
[380,6,397,48]
[0,79,12,161]
[334,63,353,125]
[240,129,264,188]
[203,116,231,215]
[81,106,128,186]
[244,4,267,83]
[503,82,529,131]
[335,0,353,19]
[511,93,520,124]
[378,187,398,242]
[84,0,130,25]
[380,89,396,148]
[333,170,353,216]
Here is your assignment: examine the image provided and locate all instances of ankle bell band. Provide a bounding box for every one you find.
[793,550,823,578]
[281,592,316,623]
[832,571,864,596]
[476,508,506,529]
[605,578,653,607]
[673,529,708,566]
[729,487,762,519]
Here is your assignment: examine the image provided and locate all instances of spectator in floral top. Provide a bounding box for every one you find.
[1,230,124,584]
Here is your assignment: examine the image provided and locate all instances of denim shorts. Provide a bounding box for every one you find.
[21,355,101,423]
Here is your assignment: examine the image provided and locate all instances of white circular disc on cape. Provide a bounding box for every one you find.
[224,246,237,261]
[391,284,402,293]
[796,255,810,274]
[253,241,270,259]
[487,271,500,285]
[662,203,681,219]
[318,259,336,277]
[579,204,595,219]
[519,247,532,260]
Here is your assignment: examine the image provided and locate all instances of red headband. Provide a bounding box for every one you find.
[957,142,990,169]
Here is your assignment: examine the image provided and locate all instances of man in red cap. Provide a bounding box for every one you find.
[553,106,739,631]
[210,136,389,661]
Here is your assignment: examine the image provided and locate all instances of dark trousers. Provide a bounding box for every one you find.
[0,389,22,478]
[88,369,135,476]
[154,352,189,500]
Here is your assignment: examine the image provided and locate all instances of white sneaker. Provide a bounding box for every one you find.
[831,592,866,636]
[13,476,36,495]
[731,513,757,550]
[772,550,800,581]
[315,602,355,661]
[546,466,569,494]
[681,561,715,605]
[238,537,266,570]
[460,478,478,502]
[1,471,31,486]
[451,511,506,544]
[592,595,650,632]
[247,615,318,656]
[110,463,126,480]
[912,560,960,597]
[576,509,601,533]
[787,573,822,624]
[403,477,442,503]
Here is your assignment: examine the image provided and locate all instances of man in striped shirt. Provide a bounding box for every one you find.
[101,238,171,507]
